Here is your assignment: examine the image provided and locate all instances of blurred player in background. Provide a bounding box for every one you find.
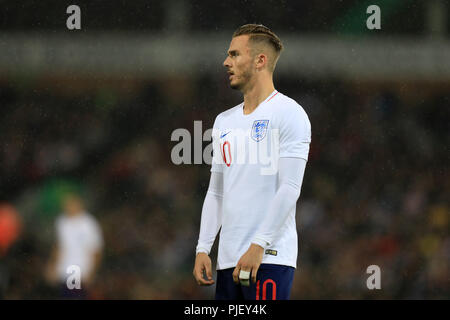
[46,193,103,299]
[193,24,311,300]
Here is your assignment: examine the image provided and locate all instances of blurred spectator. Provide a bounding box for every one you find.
[0,204,21,299]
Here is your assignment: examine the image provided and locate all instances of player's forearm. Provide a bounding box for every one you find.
[252,157,306,249]
[196,172,223,255]
[252,183,300,249]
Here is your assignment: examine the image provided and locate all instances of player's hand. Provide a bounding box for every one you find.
[193,252,215,286]
[233,243,264,285]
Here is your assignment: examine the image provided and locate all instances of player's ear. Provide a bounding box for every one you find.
[255,53,267,70]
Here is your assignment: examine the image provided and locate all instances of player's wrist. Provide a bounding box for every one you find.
[250,243,264,251]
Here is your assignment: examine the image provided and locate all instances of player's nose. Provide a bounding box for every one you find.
[223,56,231,68]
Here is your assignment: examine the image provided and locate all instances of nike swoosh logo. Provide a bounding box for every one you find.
[220,131,231,139]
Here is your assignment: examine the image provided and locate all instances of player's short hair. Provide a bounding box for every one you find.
[232,24,283,72]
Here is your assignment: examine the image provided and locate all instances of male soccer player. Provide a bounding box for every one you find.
[193,24,311,300]
[46,193,103,299]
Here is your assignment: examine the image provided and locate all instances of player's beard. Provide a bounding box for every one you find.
[230,67,253,91]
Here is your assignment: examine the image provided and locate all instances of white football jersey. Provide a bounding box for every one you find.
[56,212,103,281]
[211,90,311,270]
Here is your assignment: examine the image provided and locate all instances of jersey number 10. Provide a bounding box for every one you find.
[221,141,232,167]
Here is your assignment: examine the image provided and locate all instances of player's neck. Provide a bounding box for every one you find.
[242,77,275,115]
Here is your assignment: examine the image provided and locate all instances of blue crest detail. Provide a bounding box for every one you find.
[251,120,269,142]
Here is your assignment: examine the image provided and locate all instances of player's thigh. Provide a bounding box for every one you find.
[242,264,295,300]
[215,268,244,300]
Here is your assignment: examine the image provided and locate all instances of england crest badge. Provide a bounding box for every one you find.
[251,120,269,142]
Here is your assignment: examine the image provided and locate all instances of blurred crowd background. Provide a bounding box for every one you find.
[0,0,448,299]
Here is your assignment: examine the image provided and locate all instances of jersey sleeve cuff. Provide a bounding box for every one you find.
[195,246,210,255]
[251,238,270,250]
